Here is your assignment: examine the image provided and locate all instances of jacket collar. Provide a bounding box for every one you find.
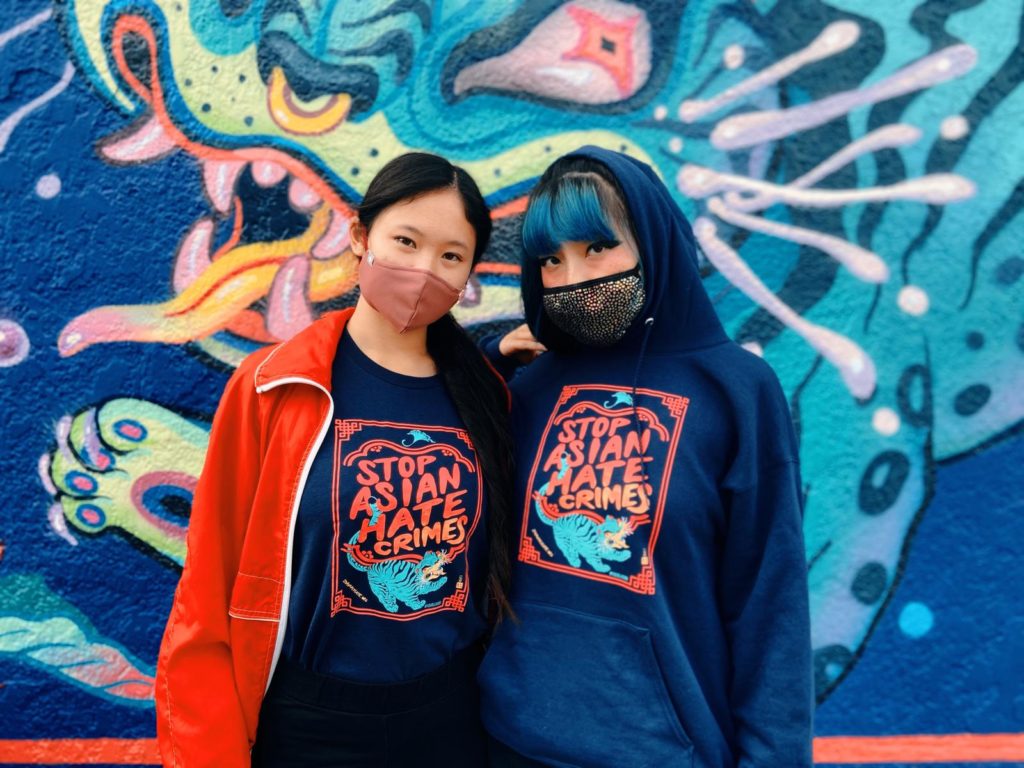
[254,308,354,391]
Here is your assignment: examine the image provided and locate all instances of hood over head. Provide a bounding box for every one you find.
[520,146,727,354]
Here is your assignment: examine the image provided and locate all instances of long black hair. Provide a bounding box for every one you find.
[356,152,515,621]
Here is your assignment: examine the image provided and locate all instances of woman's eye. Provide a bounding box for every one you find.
[588,239,620,255]
[539,255,560,268]
[394,235,415,247]
[442,252,465,262]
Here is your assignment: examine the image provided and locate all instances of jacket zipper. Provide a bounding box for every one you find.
[254,375,334,693]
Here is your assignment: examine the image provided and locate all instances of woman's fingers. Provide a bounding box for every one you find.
[500,324,546,357]
[501,325,544,360]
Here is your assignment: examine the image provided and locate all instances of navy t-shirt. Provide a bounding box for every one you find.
[282,330,489,683]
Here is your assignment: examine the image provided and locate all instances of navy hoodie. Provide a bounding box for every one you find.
[477,147,813,768]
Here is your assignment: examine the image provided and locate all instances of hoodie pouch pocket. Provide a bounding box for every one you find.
[479,600,693,768]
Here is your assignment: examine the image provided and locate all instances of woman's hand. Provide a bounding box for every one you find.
[499,324,547,364]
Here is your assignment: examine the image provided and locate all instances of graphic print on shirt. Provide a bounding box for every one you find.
[521,386,688,594]
[331,420,482,620]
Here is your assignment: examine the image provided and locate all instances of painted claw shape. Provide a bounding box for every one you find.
[97,113,177,164]
[203,159,246,215]
[311,208,351,260]
[172,217,215,292]
[288,176,322,212]
[252,160,288,187]
[266,255,313,341]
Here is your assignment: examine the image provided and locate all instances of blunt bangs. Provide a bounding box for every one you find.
[521,175,617,261]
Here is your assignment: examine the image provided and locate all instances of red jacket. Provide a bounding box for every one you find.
[156,309,357,766]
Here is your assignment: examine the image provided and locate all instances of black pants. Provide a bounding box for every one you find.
[252,644,487,767]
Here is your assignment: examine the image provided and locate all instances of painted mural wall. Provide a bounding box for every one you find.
[1,0,1021,764]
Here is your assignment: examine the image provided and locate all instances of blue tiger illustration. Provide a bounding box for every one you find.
[346,502,451,613]
[532,490,637,575]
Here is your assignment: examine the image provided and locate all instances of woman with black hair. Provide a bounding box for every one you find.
[154,152,514,767]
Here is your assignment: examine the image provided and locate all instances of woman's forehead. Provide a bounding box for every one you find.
[374,189,475,241]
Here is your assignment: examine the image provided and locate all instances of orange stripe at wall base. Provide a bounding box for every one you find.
[814,734,1024,763]
[0,738,159,764]
[2,734,1024,765]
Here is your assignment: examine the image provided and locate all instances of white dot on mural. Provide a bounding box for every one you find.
[940,115,969,140]
[0,319,30,367]
[668,137,684,153]
[741,341,763,357]
[897,285,929,316]
[35,173,61,199]
[899,602,934,638]
[654,105,668,121]
[723,44,745,70]
[872,407,901,436]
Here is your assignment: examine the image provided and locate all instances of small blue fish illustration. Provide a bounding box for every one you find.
[401,430,435,447]
[604,392,634,409]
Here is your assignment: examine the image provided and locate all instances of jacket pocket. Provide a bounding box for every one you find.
[478,600,693,768]
[228,571,281,742]
[228,571,281,621]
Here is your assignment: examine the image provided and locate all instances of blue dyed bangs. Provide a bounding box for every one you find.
[522,176,617,260]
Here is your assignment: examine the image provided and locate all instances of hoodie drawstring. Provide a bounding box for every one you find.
[630,316,656,484]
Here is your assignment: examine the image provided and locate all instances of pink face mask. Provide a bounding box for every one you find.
[358,250,465,333]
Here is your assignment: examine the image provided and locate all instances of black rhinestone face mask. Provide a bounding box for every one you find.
[541,265,645,347]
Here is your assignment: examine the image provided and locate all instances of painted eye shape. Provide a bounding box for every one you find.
[140,484,194,526]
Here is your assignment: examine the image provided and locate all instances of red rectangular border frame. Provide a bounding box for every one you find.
[329,418,483,621]
[519,384,689,594]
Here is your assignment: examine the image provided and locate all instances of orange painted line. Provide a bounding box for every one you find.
[3,734,1024,765]
[0,738,159,764]
[814,734,1024,763]
[475,262,521,276]
[110,15,354,215]
[210,197,245,262]
[492,195,528,218]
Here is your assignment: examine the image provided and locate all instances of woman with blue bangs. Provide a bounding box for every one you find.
[478,146,813,768]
